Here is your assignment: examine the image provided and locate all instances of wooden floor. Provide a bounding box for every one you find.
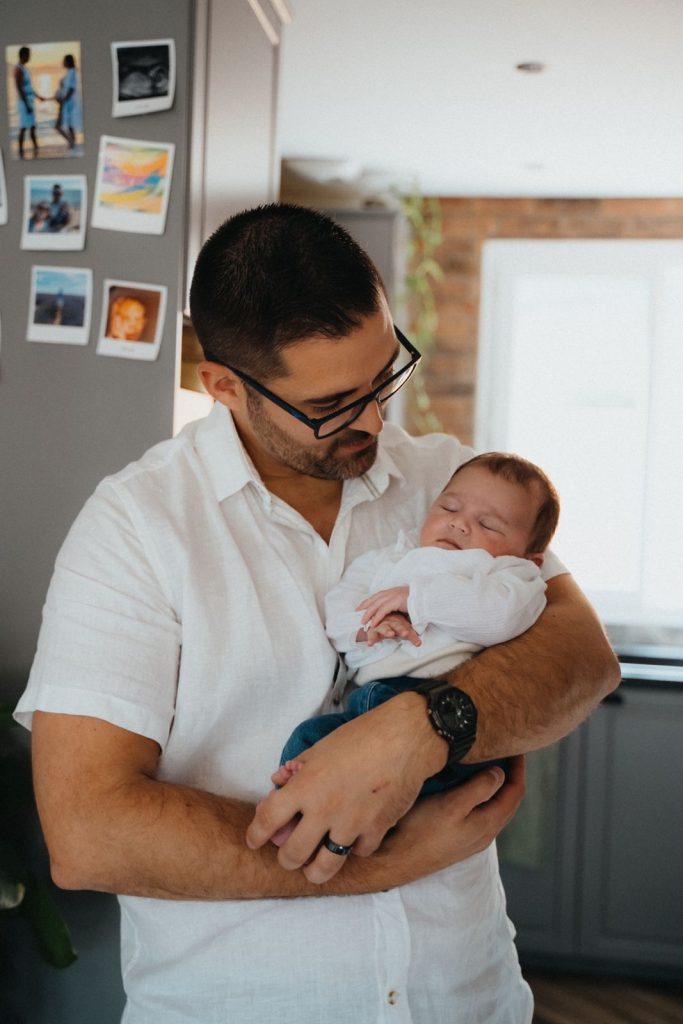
[526,971,683,1024]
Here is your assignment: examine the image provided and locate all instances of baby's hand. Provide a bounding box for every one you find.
[357,586,410,627]
[367,612,421,647]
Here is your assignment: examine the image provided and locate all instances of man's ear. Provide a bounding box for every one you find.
[198,361,244,407]
[528,552,545,568]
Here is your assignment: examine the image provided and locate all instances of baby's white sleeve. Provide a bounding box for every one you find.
[324,549,387,654]
[406,554,547,647]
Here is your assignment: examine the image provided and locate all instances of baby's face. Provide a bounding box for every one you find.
[419,464,543,563]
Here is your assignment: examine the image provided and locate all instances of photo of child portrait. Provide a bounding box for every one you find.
[91,135,175,234]
[97,279,167,361]
[27,265,92,344]
[21,175,86,250]
[111,39,175,117]
[5,42,84,160]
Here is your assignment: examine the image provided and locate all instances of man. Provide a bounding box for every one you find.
[14,46,42,160]
[47,184,71,232]
[16,205,619,1023]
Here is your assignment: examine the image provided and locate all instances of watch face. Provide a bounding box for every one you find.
[437,690,476,733]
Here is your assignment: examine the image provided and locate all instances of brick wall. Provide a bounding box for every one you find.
[420,198,683,445]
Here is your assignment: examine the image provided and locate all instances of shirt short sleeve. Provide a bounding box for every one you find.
[540,549,568,582]
[13,482,181,751]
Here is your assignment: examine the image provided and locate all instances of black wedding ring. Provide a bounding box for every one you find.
[322,832,354,856]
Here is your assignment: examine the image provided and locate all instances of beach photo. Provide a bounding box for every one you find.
[91,135,175,234]
[5,41,84,160]
[27,265,92,344]
[111,39,175,117]
[97,279,167,361]
[21,174,86,250]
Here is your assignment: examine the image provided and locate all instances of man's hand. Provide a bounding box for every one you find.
[366,612,421,647]
[379,756,525,879]
[246,690,450,883]
[357,586,410,627]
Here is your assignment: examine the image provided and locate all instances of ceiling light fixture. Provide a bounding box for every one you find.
[516,61,545,73]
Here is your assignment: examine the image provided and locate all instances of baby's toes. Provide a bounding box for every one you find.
[271,765,293,787]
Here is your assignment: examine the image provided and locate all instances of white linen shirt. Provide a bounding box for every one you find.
[324,532,547,681]
[15,403,565,1024]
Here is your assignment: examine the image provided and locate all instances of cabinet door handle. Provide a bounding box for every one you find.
[602,690,624,705]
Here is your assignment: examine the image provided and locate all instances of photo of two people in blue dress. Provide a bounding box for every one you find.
[6,41,84,159]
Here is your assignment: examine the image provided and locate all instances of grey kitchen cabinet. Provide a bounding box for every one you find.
[498,733,583,958]
[579,683,683,971]
[499,675,683,979]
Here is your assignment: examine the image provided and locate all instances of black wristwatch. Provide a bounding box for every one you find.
[411,679,478,765]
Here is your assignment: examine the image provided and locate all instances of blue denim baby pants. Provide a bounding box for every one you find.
[280,675,508,797]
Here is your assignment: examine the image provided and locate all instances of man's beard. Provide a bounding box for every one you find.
[246,390,379,481]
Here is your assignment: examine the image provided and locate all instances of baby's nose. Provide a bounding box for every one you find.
[450,516,468,533]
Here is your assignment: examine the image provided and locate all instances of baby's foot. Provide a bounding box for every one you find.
[270,759,304,789]
[266,760,304,846]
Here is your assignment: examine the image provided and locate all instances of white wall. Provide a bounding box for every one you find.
[278,0,683,196]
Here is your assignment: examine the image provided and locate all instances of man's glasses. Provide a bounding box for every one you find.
[208,326,421,439]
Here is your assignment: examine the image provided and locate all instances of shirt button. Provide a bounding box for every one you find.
[332,697,341,706]
[387,991,398,1005]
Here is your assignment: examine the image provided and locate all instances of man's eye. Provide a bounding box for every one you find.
[312,402,341,415]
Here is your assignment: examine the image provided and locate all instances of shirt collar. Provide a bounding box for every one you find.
[194,401,405,506]
[194,402,268,504]
[359,432,405,498]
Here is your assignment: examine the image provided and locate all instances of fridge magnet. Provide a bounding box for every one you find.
[0,148,7,224]
[111,39,176,117]
[97,279,167,361]
[27,265,92,344]
[21,174,87,250]
[91,135,175,234]
[5,42,84,160]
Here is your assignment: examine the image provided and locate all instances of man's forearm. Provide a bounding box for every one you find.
[53,775,411,899]
[444,574,620,761]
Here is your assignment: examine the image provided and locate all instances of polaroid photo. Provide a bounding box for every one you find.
[21,174,86,250]
[111,39,175,117]
[27,265,92,344]
[91,135,175,235]
[0,148,7,224]
[96,279,167,361]
[5,41,84,160]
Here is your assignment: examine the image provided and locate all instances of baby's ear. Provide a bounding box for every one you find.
[528,552,545,568]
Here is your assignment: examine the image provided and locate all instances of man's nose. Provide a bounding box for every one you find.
[354,399,384,436]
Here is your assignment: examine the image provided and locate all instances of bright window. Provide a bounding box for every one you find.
[476,240,683,631]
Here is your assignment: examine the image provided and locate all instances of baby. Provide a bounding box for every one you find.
[269,452,560,845]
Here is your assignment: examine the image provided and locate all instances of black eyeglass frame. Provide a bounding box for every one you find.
[209,325,422,439]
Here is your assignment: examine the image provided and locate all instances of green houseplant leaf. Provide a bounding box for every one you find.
[0,701,77,968]
[20,872,78,968]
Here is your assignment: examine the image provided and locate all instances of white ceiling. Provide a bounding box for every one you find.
[277,0,683,197]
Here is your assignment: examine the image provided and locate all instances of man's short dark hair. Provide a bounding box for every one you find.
[19,47,30,62]
[189,203,384,380]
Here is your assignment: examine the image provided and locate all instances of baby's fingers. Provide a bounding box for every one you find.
[391,621,421,646]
